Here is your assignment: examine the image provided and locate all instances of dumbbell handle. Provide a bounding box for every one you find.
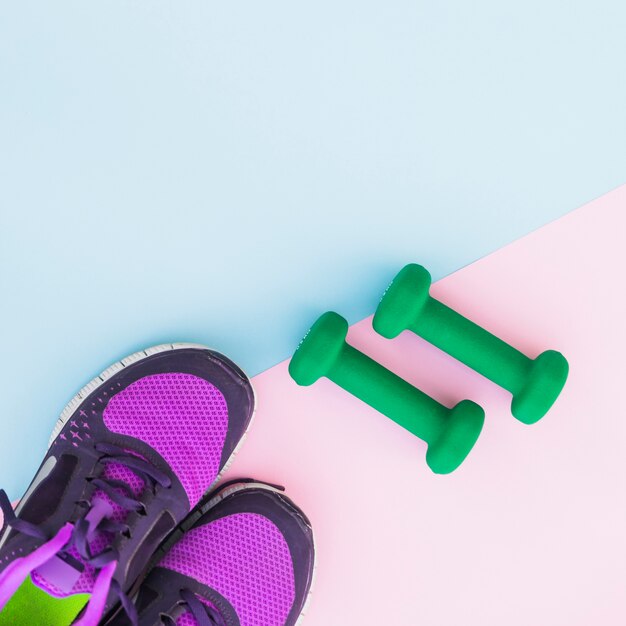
[329,342,447,443]
[414,299,531,394]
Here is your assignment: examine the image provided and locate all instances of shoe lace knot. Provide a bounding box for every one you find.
[0,442,171,626]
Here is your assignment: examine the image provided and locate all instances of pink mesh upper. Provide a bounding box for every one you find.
[103,373,229,506]
[160,514,296,626]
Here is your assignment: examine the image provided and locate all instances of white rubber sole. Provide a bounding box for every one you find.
[51,343,209,446]
[198,480,317,626]
[47,341,257,499]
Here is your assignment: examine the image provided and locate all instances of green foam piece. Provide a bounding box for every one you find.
[289,311,484,474]
[0,575,88,626]
[373,263,569,424]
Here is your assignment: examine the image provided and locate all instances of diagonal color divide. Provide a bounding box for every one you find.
[1,187,624,624]
[223,185,626,626]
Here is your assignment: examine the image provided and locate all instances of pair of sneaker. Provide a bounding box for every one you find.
[0,345,315,626]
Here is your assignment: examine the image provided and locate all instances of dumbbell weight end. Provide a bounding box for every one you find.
[289,311,484,474]
[374,263,569,423]
[426,399,485,474]
[511,349,569,424]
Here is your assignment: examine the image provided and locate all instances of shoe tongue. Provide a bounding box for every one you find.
[31,498,114,596]
[32,552,85,595]
[32,460,145,598]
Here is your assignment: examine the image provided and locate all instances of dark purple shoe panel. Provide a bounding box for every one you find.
[195,487,315,626]
[95,347,254,506]
[107,567,241,626]
[0,386,190,608]
[0,347,254,614]
[154,485,315,626]
[49,347,254,507]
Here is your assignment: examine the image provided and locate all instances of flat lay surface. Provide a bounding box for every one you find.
[223,187,626,625]
[1,3,626,625]
[2,175,625,626]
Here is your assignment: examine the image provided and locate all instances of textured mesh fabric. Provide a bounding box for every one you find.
[160,514,296,626]
[103,373,229,506]
[176,612,198,626]
[101,463,145,505]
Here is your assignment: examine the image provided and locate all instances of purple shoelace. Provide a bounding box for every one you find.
[0,442,172,625]
[159,588,226,626]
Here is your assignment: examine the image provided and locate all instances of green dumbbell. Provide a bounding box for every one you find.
[373,263,569,424]
[289,311,484,474]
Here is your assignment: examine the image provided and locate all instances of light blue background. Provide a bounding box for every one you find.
[1,1,625,497]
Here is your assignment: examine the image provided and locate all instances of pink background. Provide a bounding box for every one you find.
[2,187,624,624]
[225,186,626,625]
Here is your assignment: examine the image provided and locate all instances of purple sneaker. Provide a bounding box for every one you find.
[0,344,255,625]
[109,480,315,626]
